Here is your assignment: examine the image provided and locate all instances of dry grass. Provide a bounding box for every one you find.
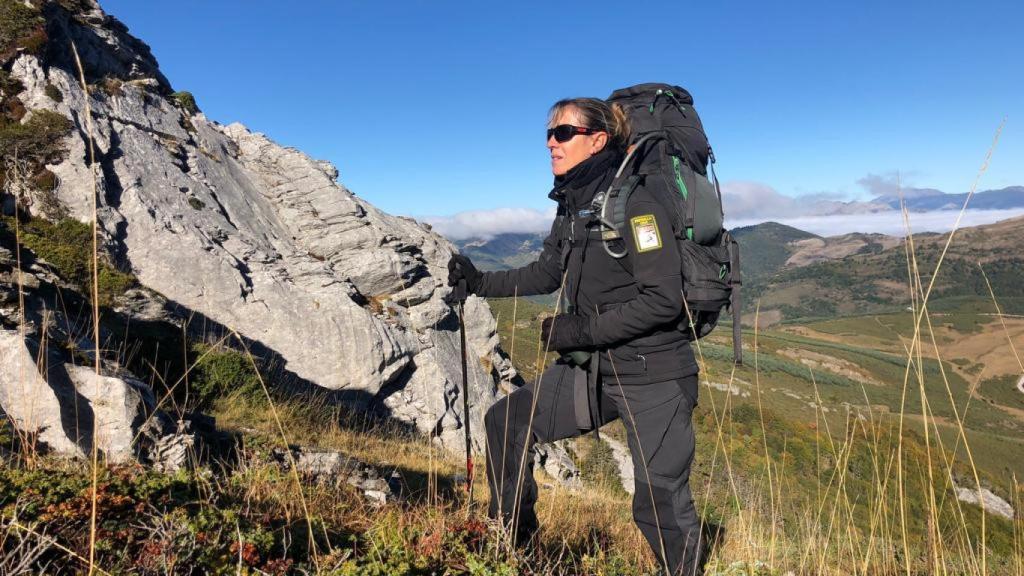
[67,39,104,576]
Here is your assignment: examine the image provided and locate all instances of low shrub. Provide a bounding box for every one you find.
[172,90,199,115]
[98,77,123,97]
[0,1,46,62]
[43,83,63,103]
[0,109,72,164]
[578,435,627,494]
[187,342,266,410]
[0,464,283,574]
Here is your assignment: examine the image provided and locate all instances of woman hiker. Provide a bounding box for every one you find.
[447,97,704,576]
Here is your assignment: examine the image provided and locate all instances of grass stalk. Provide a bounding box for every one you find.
[68,39,104,576]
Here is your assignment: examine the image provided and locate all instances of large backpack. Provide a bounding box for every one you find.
[596,83,743,364]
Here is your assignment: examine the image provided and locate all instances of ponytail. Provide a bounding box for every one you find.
[609,102,631,151]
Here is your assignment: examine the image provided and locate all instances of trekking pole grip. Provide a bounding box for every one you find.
[454,278,468,303]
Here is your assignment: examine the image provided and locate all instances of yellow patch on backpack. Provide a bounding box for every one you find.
[630,214,662,253]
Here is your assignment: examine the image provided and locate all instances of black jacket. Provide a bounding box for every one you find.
[476,150,698,384]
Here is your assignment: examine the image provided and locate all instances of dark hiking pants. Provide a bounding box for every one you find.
[484,360,703,576]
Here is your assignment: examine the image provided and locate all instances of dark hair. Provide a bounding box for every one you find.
[549,97,631,152]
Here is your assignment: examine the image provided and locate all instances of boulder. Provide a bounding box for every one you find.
[0,329,171,462]
[534,441,581,489]
[150,431,197,473]
[272,446,402,505]
[954,485,1015,520]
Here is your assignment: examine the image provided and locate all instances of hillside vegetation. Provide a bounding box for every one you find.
[730,221,819,284]
[747,216,1024,322]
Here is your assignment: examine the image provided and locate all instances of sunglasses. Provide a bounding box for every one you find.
[546,124,600,143]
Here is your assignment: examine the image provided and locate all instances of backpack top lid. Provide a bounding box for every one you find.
[608,83,694,108]
[607,83,709,175]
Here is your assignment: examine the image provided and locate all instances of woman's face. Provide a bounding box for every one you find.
[547,107,608,176]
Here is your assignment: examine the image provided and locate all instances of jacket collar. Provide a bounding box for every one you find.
[548,148,622,212]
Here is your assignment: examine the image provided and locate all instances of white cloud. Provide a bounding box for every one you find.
[720,181,800,219]
[856,172,904,197]
[727,208,1024,237]
[719,180,867,219]
[856,172,938,200]
[423,206,557,240]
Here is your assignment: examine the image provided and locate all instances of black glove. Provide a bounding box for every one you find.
[447,254,482,294]
[540,314,594,352]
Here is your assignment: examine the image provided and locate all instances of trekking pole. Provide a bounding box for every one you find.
[455,279,475,498]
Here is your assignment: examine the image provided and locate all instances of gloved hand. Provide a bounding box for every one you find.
[447,254,482,295]
[540,314,594,352]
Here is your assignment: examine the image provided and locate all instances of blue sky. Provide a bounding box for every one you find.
[102,0,1023,236]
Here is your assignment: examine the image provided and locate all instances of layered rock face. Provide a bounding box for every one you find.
[1,1,508,455]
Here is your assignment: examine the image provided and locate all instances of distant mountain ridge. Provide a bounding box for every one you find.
[450,214,1024,323]
[454,233,544,272]
[872,186,1024,211]
[803,186,1024,216]
[458,221,903,286]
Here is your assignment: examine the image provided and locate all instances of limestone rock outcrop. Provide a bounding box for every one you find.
[1,0,509,456]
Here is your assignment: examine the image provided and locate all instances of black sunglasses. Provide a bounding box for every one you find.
[547,124,600,143]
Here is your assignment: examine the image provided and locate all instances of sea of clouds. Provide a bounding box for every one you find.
[726,208,1024,236]
[423,173,1024,240]
[424,206,556,240]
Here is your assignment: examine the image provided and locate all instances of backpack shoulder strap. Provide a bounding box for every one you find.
[609,175,642,236]
[595,133,667,259]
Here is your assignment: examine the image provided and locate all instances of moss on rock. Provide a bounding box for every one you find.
[43,83,63,102]
[0,216,137,306]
